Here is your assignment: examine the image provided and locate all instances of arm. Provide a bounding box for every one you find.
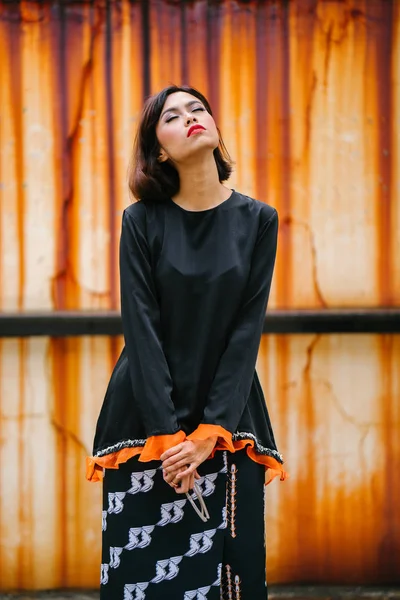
[120,208,184,461]
[187,208,279,446]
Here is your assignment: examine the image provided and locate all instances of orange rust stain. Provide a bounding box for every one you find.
[0,0,400,590]
[17,339,24,588]
[7,7,25,311]
[376,335,400,580]
[258,334,400,584]
[371,1,395,307]
[50,338,69,587]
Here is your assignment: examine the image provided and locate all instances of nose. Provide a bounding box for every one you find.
[185,113,197,126]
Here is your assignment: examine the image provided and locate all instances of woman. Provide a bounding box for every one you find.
[86,85,287,599]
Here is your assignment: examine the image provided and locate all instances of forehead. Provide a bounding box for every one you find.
[161,91,202,112]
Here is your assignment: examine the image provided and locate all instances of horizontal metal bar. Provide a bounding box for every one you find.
[263,309,400,334]
[0,309,399,338]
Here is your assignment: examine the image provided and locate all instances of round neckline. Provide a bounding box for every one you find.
[169,189,237,214]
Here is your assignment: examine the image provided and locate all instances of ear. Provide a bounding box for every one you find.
[158,148,168,163]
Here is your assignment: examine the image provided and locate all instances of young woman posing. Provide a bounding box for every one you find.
[87,85,287,599]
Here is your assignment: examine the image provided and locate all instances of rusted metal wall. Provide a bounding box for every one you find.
[0,0,399,590]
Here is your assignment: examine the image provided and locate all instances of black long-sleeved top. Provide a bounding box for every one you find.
[92,190,283,467]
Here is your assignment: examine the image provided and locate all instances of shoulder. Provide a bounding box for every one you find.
[234,191,278,226]
[124,200,148,225]
[124,199,167,226]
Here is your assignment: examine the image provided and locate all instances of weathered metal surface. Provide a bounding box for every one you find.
[0,0,399,590]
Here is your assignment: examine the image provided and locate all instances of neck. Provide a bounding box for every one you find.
[172,153,230,210]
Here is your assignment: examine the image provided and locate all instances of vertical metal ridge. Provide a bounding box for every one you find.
[374,0,394,306]
[278,0,292,309]
[206,0,221,122]
[105,0,117,309]
[255,1,268,203]
[7,3,25,311]
[141,0,150,98]
[180,0,188,84]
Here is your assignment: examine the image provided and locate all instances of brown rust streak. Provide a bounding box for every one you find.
[377,335,399,581]
[255,1,269,204]
[7,5,25,311]
[48,3,104,584]
[6,2,29,586]
[297,334,320,578]
[206,1,221,123]
[51,3,104,309]
[50,336,83,586]
[17,340,24,588]
[105,1,117,310]
[278,1,292,308]
[283,215,328,307]
[50,337,68,587]
[373,1,393,306]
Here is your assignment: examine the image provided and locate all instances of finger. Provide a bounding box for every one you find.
[164,473,176,485]
[194,470,201,480]
[164,466,185,482]
[164,458,192,474]
[176,478,190,494]
[162,452,187,470]
[163,467,184,484]
[175,464,196,480]
[189,473,195,490]
[160,443,185,462]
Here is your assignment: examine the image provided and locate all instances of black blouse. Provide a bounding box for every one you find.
[92,190,283,465]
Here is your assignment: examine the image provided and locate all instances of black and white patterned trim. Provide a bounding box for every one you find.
[94,438,146,457]
[94,432,283,463]
[232,432,284,463]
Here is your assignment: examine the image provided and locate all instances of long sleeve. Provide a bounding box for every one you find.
[194,209,278,438]
[120,208,184,459]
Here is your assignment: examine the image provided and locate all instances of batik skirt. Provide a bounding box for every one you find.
[100,449,267,599]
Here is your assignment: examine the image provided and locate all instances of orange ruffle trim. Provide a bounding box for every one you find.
[86,424,288,485]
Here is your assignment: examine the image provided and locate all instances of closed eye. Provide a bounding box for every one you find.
[166,115,178,123]
[193,107,205,112]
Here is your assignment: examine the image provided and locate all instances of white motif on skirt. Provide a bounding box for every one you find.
[184,562,222,599]
[107,492,126,515]
[100,563,109,585]
[102,510,108,531]
[151,555,183,583]
[125,525,155,550]
[102,457,228,590]
[120,518,224,594]
[123,581,149,600]
[128,469,157,494]
[103,469,158,531]
[109,546,123,569]
[184,529,217,557]
[219,505,228,530]
[157,499,186,526]
[194,472,219,497]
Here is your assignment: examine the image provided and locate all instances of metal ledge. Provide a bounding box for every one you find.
[1,587,399,600]
[0,309,399,338]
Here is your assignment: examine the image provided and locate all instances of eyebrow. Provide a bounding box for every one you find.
[160,100,203,119]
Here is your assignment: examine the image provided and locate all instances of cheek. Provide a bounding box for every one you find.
[204,115,219,141]
[156,124,182,151]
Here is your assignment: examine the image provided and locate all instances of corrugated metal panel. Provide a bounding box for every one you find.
[0,0,399,589]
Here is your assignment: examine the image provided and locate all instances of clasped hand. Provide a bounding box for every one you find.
[161,437,217,494]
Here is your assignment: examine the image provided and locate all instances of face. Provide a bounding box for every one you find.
[155,91,219,165]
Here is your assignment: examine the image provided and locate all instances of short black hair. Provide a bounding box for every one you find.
[129,85,233,202]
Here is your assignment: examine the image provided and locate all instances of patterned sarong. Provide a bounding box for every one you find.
[100,450,267,599]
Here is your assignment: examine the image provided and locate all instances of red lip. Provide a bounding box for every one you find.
[187,124,206,137]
